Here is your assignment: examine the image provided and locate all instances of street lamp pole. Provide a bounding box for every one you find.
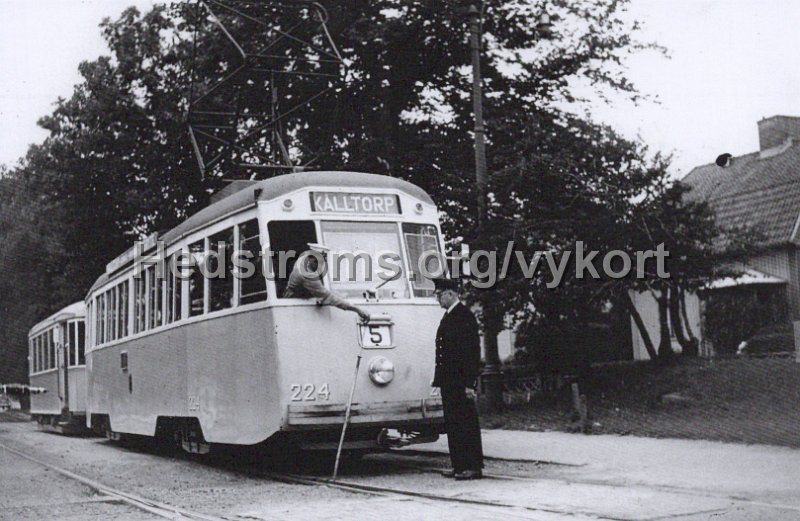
[468,3,504,410]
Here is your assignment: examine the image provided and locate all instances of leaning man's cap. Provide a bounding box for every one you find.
[432,278,459,292]
[307,243,331,253]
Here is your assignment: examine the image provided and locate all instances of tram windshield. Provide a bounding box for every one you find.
[320,221,410,299]
[402,223,441,298]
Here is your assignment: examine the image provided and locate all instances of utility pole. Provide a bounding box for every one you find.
[466,3,553,410]
[468,3,504,410]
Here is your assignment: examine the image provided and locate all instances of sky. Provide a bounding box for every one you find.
[1,0,799,178]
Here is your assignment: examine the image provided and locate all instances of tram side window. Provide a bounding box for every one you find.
[38,335,43,372]
[239,219,267,305]
[48,330,55,370]
[134,274,146,333]
[108,287,117,342]
[118,280,128,339]
[147,265,163,328]
[209,228,234,312]
[268,220,317,298]
[97,294,106,344]
[86,302,92,349]
[402,223,442,297]
[166,253,182,323]
[189,240,205,316]
[34,336,39,372]
[77,322,86,365]
[67,322,75,367]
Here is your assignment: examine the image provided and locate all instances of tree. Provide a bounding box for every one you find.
[0,0,662,384]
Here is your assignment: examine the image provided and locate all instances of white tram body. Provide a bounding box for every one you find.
[28,301,88,431]
[86,171,446,450]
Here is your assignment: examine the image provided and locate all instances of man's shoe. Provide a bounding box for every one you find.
[454,470,482,480]
[440,469,457,477]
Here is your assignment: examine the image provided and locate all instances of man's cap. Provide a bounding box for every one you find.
[307,243,331,253]
[432,278,459,292]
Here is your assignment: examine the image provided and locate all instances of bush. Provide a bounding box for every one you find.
[738,323,794,356]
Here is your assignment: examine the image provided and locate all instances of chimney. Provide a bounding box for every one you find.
[757,115,800,151]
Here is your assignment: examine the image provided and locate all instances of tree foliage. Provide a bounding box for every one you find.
[0,0,722,382]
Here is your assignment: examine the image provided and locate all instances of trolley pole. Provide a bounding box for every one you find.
[468,3,503,410]
[332,352,363,481]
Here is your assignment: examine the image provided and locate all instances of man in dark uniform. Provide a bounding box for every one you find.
[432,278,483,480]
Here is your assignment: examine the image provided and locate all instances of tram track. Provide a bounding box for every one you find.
[236,452,800,520]
[6,427,800,521]
[0,441,232,521]
[257,471,585,520]
[387,455,800,515]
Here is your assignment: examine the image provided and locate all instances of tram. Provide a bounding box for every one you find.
[28,301,88,433]
[86,171,446,453]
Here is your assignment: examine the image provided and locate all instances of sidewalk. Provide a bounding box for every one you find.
[414,429,800,505]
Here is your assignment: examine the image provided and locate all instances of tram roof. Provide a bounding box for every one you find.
[161,170,433,245]
[89,171,434,293]
[29,301,86,336]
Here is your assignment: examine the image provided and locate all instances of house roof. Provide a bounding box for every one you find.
[681,141,800,247]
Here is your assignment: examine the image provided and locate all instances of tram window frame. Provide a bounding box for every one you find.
[48,329,55,370]
[402,223,443,298]
[209,227,234,313]
[77,321,86,365]
[118,280,128,339]
[146,264,163,329]
[188,240,205,317]
[318,220,411,299]
[109,286,117,342]
[172,251,184,322]
[34,336,39,372]
[97,294,104,345]
[134,273,146,334]
[268,220,318,298]
[68,321,76,367]
[238,218,268,305]
[166,255,177,324]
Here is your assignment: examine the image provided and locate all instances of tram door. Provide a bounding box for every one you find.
[56,324,69,414]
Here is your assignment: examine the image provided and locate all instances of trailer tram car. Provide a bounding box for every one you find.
[86,171,446,453]
[28,302,88,433]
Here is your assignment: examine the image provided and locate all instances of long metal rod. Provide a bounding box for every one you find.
[333,352,362,481]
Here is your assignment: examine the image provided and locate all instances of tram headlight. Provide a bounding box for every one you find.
[368,356,395,385]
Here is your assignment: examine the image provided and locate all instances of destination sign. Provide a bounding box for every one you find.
[310,192,402,215]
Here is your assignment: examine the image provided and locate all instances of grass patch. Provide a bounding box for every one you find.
[481,357,800,448]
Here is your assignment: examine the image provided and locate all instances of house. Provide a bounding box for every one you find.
[631,115,800,359]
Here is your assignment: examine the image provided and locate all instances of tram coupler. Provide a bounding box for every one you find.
[376,428,439,449]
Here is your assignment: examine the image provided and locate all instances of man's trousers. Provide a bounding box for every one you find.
[440,385,483,472]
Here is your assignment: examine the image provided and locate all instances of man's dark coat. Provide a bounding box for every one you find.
[433,302,481,388]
